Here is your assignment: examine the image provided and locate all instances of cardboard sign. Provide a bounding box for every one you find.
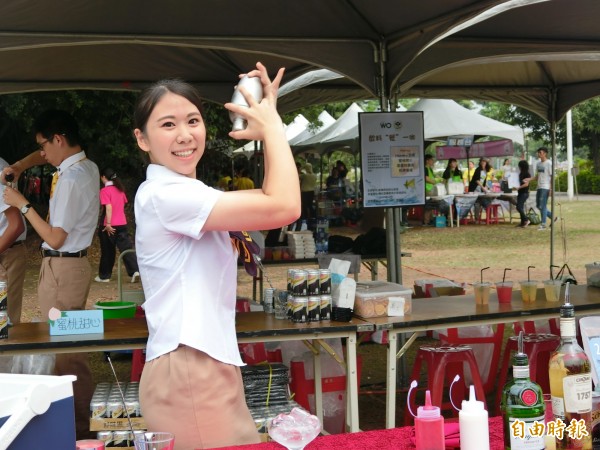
[48,309,104,336]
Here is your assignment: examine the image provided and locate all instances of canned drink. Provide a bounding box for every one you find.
[106,400,124,419]
[320,295,332,321]
[90,399,107,418]
[263,288,275,314]
[291,296,307,323]
[306,269,320,296]
[112,430,130,447]
[125,399,140,418]
[286,293,293,319]
[307,296,320,322]
[0,281,6,311]
[96,431,112,447]
[291,270,308,296]
[0,312,8,339]
[287,269,295,293]
[76,439,105,450]
[319,269,331,295]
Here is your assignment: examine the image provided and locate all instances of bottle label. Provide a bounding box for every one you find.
[563,373,592,413]
[560,317,576,338]
[508,416,545,450]
[552,395,565,418]
[520,388,539,407]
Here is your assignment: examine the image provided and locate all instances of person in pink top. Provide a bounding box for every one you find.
[95,167,139,282]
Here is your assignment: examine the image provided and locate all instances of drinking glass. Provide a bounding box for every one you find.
[543,280,562,303]
[543,394,556,450]
[274,290,289,320]
[268,408,321,450]
[134,432,175,450]
[495,281,513,304]
[473,282,491,305]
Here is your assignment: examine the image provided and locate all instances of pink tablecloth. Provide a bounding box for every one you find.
[216,416,504,450]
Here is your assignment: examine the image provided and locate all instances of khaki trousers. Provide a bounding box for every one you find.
[38,256,94,439]
[0,243,27,324]
[140,345,260,450]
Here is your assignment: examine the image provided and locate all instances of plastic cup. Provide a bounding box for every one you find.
[134,432,175,450]
[543,279,562,303]
[495,281,513,304]
[543,394,556,450]
[520,281,538,303]
[473,282,491,305]
[274,290,289,320]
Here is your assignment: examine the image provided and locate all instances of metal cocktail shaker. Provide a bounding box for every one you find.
[229,75,263,131]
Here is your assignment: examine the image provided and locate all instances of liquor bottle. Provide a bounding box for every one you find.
[229,74,263,131]
[548,282,593,449]
[501,331,545,449]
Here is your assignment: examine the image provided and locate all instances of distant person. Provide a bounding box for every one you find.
[468,158,493,222]
[462,160,475,192]
[95,167,139,283]
[3,109,99,439]
[234,167,255,190]
[335,160,348,179]
[423,154,448,225]
[424,154,436,195]
[0,157,27,326]
[442,158,462,182]
[533,147,554,230]
[300,162,317,220]
[515,160,532,227]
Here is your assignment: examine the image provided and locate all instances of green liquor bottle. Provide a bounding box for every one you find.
[502,331,546,450]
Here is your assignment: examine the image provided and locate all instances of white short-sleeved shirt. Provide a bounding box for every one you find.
[43,151,99,252]
[135,164,243,365]
[536,159,552,190]
[0,158,26,242]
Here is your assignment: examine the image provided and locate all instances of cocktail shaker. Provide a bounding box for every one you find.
[229,75,263,131]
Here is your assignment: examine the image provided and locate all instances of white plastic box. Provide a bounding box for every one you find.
[353,281,412,318]
[0,374,76,450]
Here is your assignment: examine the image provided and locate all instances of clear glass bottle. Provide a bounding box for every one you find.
[548,283,593,449]
[501,331,545,450]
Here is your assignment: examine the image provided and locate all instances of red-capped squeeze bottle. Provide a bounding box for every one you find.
[415,390,445,450]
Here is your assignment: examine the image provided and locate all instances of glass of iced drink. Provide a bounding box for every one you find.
[134,432,175,450]
[268,407,321,450]
[520,281,538,303]
[543,279,562,303]
[473,282,491,305]
[495,281,513,304]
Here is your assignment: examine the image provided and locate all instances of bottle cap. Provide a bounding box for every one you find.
[461,385,484,412]
[417,390,441,419]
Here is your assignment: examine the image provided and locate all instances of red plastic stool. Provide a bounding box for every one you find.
[495,333,560,414]
[479,204,502,224]
[405,344,486,425]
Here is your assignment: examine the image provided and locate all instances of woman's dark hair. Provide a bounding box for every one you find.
[442,158,462,180]
[101,167,125,192]
[518,160,530,176]
[133,79,204,132]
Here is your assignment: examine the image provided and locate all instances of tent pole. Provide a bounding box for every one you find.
[549,118,557,276]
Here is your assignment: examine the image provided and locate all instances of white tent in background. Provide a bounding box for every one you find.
[232,113,310,158]
[288,111,336,146]
[407,99,525,145]
[295,103,363,147]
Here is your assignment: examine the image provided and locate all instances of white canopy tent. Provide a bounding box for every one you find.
[407,98,524,145]
[288,111,336,146]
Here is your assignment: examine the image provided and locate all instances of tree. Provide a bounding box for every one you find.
[571,97,600,175]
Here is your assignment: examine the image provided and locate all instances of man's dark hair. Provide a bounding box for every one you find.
[34,109,81,147]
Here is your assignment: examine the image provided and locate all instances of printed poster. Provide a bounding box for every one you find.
[359,112,424,207]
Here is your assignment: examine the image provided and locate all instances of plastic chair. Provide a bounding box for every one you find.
[437,323,505,396]
[404,344,486,425]
[478,204,503,225]
[495,333,560,414]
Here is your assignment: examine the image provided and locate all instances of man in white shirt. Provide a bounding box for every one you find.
[534,147,554,230]
[0,157,27,325]
[3,110,99,439]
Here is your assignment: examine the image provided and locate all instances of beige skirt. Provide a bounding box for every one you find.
[139,345,260,450]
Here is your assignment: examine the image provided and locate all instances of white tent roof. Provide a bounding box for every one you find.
[407,98,524,145]
[295,103,364,146]
[288,111,336,146]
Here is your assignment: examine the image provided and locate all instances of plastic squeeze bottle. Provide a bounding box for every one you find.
[229,74,263,131]
[459,385,489,450]
[414,390,445,450]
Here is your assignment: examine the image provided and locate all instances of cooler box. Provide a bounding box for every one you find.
[353,281,412,318]
[0,374,76,450]
[586,263,600,287]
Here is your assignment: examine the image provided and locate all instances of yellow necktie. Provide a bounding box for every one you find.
[46,171,59,222]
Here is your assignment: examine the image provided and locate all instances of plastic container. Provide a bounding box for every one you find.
[414,390,444,450]
[495,281,513,304]
[353,281,412,318]
[0,374,76,449]
[586,263,600,287]
[94,301,137,319]
[459,385,490,450]
[434,215,446,228]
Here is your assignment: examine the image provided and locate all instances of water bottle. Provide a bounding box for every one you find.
[229,75,263,131]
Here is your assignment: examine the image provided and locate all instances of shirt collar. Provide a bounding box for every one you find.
[57,151,87,175]
[146,164,191,180]
[105,181,114,187]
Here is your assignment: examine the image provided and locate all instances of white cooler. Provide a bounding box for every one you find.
[0,374,76,450]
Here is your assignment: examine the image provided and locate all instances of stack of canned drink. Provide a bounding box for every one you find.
[90,382,144,447]
[0,281,8,339]
[286,268,332,323]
